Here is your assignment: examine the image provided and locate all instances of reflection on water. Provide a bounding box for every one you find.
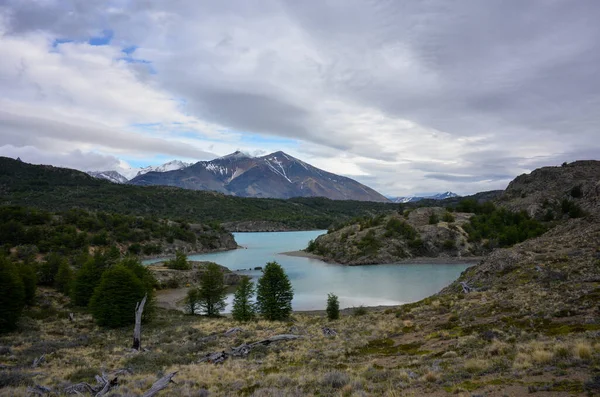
[145,230,471,311]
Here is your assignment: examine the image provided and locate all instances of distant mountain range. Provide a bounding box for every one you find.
[388,191,460,203]
[88,151,389,202]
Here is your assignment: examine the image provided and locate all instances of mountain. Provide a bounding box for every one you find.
[390,191,459,203]
[135,160,191,177]
[129,151,389,202]
[87,170,129,184]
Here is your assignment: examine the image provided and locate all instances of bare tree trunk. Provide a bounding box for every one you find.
[132,294,147,351]
[141,372,177,397]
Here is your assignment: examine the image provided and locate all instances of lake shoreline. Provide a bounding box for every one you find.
[280,250,483,265]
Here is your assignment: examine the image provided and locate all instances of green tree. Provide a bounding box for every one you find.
[198,262,227,317]
[165,250,191,270]
[232,276,256,322]
[18,263,37,305]
[39,252,64,286]
[89,265,146,328]
[428,213,439,225]
[55,260,74,295]
[326,293,340,320]
[72,254,108,307]
[0,256,26,333]
[185,288,200,315]
[256,261,294,321]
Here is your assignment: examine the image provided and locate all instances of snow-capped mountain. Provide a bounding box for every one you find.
[135,160,191,177]
[390,191,460,203]
[87,171,129,184]
[129,151,389,202]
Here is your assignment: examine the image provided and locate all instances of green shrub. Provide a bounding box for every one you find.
[428,213,439,225]
[89,265,146,328]
[353,305,367,316]
[256,261,294,321]
[232,276,256,322]
[0,256,26,333]
[55,261,74,295]
[442,239,455,250]
[17,264,37,305]
[326,293,340,320]
[384,218,418,240]
[442,212,455,223]
[165,250,191,270]
[561,199,585,218]
[197,262,227,317]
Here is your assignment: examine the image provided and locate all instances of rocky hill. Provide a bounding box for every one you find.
[129,151,389,202]
[497,160,600,219]
[307,207,481,265]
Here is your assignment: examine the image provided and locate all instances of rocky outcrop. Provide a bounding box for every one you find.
[497,160,600,218]
[308,207,481,265]
[148,261,242,289]
[223,220,310,232]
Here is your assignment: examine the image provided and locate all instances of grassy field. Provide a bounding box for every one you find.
[1,287,598,396]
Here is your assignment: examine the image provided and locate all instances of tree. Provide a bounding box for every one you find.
[39,252,64,286]
[198,262,227,317]
[232,276,256,322]
[72,258,103,306]
[18,263,37,305]
[89,265,146,328]
[0,256,26,333]
[55,260,74,295]
[165,250,191,270]
[256,261,293,321]
[185,288,200,315]
[326,293,340,320]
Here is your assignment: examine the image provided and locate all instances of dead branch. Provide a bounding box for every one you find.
[199,334,302,364]
[141,372,177,397]
[132,294,147,351]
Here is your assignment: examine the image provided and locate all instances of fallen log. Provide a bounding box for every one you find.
[322,327,337,337]
[141,371,177,397]
[199,334,302,364]
[32,354,45,368]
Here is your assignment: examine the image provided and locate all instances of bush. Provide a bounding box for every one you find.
[256,261,294,321]
[442,239,455,250]
[55,261,74,295]
[0,257,26,333]
[570,185,583,198]
[353,305,367,316]
[326,293,340,320]
[442,212,455,223]
[165,250,191,270]
[232,276,256,322]
[89,265,146,328]
[72,257,104,307]
[428,213,439,225]
[17,264,37,305]
[384,218,418,240]
[561,199,585,218]
[197,262,227,317]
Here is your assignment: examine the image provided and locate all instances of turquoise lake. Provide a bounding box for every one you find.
[146,230,471,311]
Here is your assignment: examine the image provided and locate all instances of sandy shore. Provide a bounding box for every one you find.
[280,250,483,265]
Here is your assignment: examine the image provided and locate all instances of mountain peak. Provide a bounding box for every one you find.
[218,151,252,160]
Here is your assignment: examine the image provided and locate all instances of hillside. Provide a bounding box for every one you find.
[130,151,389,202]
[0,205,236,260]
[307,208,480,265]
[0,157,397,231]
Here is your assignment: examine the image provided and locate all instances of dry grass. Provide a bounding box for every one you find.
[0,287,597,396]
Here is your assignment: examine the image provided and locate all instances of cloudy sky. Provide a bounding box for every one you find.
[1,1,599,196]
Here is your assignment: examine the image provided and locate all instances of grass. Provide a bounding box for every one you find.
[0,285,597,396]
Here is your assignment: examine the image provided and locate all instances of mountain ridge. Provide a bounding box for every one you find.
[129,151,389,202]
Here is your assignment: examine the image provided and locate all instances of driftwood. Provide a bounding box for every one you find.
[141,371,177,397]
[26,385,52,395]
[460,281,474,294]
[63,369,131,395]
[322,327,337,337]
[200,334,302,364]
[32,354,45,368]
[224,327,243,336]
[94,375,118,397]
[132,294,147,351]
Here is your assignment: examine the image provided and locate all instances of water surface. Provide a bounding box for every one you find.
[146,231,471,311]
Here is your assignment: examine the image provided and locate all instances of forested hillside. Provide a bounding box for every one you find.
[0,157,397,230]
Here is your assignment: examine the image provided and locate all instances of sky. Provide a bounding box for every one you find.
[1,1,599,196]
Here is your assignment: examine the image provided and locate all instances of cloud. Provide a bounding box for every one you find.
[1,0,600,196]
